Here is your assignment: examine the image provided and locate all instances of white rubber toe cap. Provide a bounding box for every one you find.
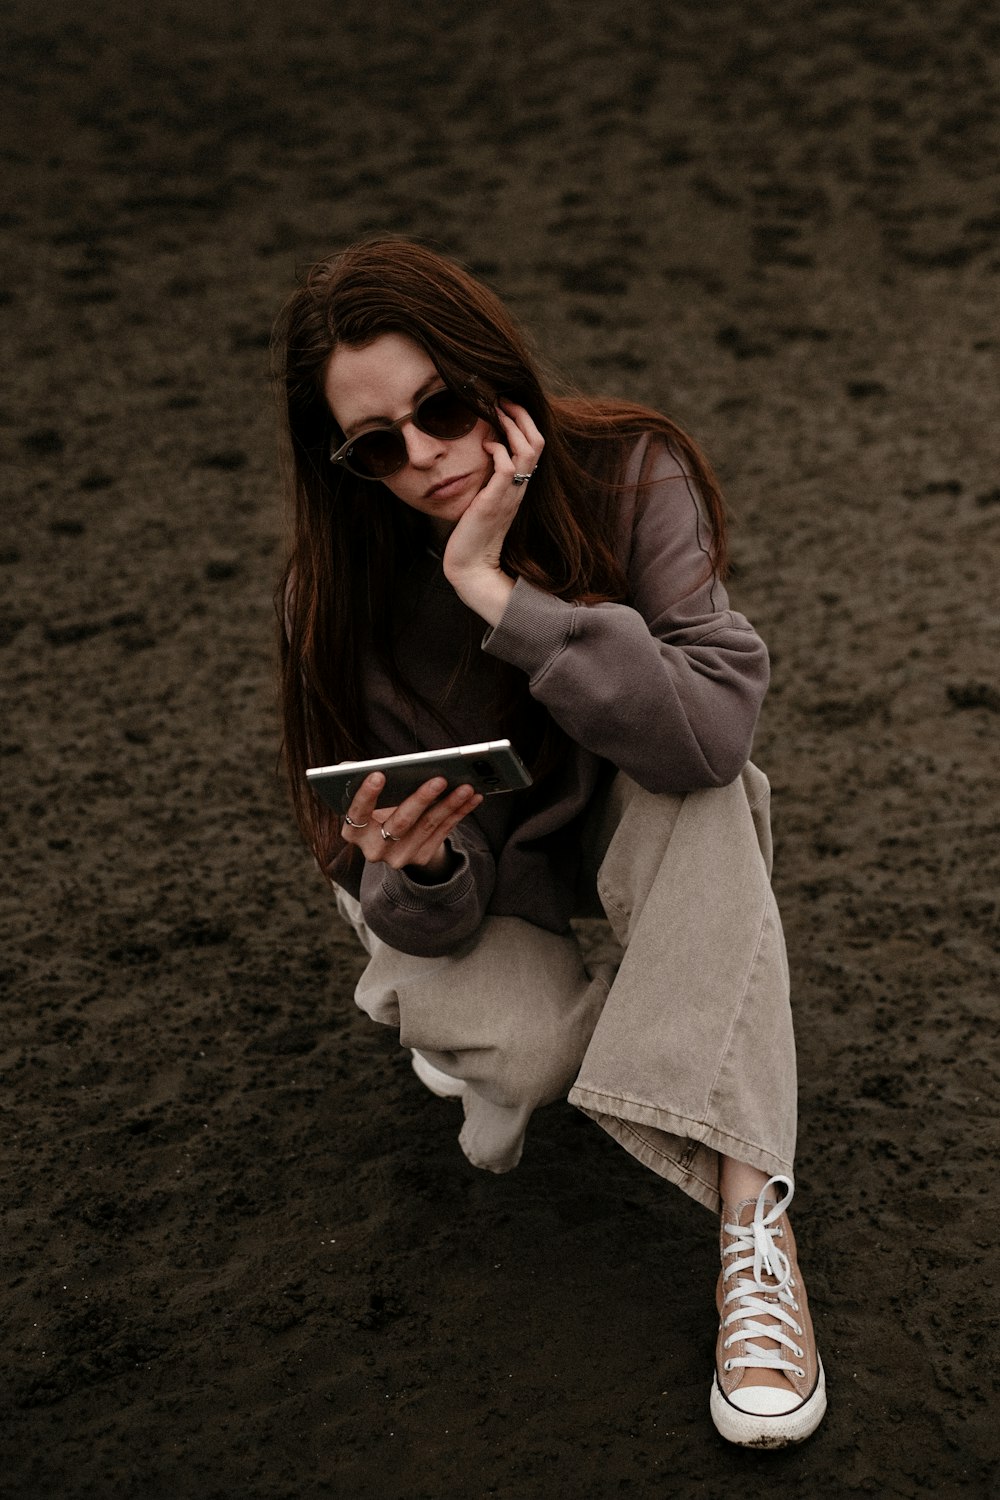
[727,1385,802,1416]
[711,1360,826,1448]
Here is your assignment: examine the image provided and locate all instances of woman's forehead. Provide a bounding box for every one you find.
[323,332,437,429]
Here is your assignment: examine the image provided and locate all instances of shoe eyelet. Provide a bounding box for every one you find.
[794,1367,805,1378]
[794,1346,804,1358]
[724,1360,733,1372]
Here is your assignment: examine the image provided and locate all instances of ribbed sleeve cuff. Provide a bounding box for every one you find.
[376,845,477,915]
[481,577,575,680]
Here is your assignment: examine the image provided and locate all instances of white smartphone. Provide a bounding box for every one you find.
[306,739,532,816]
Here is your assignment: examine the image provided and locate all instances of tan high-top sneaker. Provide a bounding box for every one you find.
[711,1174,826,1447]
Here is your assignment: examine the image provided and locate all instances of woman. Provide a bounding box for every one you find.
[275,237,826,1448]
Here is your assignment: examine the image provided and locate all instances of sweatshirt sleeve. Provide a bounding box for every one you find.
[354,818,497,958]
[482,436,769,791]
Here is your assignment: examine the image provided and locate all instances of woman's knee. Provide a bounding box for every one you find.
[469,947,609,1111]
[489,1005,591,1110]
[352,915,606,1110]
[591,766,774,943]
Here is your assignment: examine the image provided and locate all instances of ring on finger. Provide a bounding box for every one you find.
[380,823,401,842]
[343,814,370,829]
[511,465,538,487]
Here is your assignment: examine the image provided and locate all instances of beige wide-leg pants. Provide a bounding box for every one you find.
[335,763,796,1213]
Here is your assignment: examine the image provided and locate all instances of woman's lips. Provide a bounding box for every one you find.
[425,472,472,501]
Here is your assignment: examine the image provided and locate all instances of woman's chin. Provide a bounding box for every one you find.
[428,485,479,525]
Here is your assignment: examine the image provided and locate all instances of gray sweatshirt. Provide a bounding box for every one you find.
[327,435,769,956]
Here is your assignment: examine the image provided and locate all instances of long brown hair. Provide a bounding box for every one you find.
[274,236,728,866]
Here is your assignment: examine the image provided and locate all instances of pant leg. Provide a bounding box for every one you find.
[568,763,797,1213]
[334,888,612,1173]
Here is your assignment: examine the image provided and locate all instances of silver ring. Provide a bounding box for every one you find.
[343,815,369,829]
[380,824,401,842]
[511,469,535,486]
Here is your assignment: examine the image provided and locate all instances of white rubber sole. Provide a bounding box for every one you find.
[710,1360,827,1448]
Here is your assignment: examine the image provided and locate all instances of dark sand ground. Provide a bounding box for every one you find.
[2,0,999,1495]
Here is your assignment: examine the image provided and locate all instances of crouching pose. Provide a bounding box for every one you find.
[275,237,826,1447]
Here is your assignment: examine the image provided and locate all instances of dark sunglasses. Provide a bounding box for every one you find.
[329,385,482,481]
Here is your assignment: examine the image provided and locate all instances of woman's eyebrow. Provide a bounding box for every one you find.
[341,373,442,439]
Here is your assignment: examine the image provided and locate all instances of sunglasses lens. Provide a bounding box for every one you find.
[344,430,407,479]
[333,387,481,479]
[416,389,479,439]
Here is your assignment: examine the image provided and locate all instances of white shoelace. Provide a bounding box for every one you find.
[720,1173,806,1379]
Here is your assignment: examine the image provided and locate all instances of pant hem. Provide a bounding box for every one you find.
[568,1084,794,1214]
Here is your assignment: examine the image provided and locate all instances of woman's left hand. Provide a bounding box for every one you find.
[442,399,544,626]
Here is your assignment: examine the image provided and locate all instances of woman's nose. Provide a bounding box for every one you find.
[403,422,446,468]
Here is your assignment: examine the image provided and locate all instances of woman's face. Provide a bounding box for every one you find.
[323,332,495,537]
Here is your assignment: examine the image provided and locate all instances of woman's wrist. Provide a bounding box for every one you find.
[444,565,515,627]
[405,844,458,883]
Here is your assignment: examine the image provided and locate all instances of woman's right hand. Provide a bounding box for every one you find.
[338,772,483,881]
